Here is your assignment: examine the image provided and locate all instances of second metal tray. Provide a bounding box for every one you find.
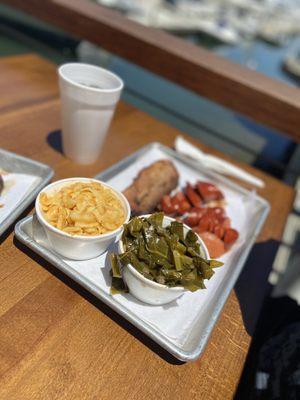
[0,148,54,236]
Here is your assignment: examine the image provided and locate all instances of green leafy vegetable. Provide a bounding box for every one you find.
[110,213,224,294]
[209,260,224,268]
[110,253,122,278]
[109,253,128,294]
[110,276,128,295]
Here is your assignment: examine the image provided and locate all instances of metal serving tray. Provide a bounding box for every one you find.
[14,142,270,361]
[0,148,53,236]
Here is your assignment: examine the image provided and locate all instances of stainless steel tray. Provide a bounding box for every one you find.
[0,148,53,236]
[14,142,270,361]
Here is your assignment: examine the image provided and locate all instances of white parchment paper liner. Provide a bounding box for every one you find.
[0,173,39,224]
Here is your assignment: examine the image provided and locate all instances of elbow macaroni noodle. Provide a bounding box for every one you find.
[40,182,125,236]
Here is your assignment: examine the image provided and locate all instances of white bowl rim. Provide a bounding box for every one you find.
[35,177,131,241]
[118,214,210,291]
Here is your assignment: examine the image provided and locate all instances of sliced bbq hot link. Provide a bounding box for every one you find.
[160,195,175,214]
[223,228,239,246]
[123,159,239,259]
[184,211,200,227]
[196,181,224,202]
[157,179,239,258]
[185,183,202,208]
[173,191,191,214]
[213,225,225,240]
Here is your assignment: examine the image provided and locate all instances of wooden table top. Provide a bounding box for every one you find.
[0,54,295,400]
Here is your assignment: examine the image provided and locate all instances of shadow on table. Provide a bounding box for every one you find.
[234,239,280,336]
[13,236,184,366]
[0,202,35,246]
[47,129,63,154]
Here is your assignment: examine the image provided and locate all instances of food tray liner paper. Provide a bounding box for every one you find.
[0,173,39,224]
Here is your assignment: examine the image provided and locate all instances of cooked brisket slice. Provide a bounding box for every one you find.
[123,160,179,215]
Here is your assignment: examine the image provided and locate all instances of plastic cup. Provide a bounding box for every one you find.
[58,63,124,164]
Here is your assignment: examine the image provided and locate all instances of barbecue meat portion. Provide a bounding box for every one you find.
[123,160,179,215]
[0,175,3,195]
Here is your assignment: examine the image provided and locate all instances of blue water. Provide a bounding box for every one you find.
[218,37,300,86]
[109,35,299,171]
[217,37,300,165]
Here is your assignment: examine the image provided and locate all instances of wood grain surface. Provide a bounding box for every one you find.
[0,54,295,400]
[0,54,58,114]
[3,0,300,141]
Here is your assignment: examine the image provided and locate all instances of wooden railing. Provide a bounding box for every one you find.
[3,0,300,141]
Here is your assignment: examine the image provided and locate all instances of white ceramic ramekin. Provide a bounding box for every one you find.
[35,177,130,260]
[118,215,210,306]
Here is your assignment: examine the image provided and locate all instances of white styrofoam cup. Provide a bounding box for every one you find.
[58,63,124,164]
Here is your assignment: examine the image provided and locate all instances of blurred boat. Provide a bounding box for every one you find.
[283,49,300,81]
[96,0,300,46]
[258,14,300,45]
[98,0,241,44]
[129,10,239,44]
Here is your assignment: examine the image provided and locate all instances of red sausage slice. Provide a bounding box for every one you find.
[223,228,239,246]
[196,181,224,202]
[219,216,231,229]
[210,207,226,220]
[184,213,200,227]
[160,195,174,214]
[184,207,207,227]
[173,192,191,214]
[194,207,208,219]
[185,183,202,207]
[197,215,213,233]
[213,224,225,239]
[171,196,181,214]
